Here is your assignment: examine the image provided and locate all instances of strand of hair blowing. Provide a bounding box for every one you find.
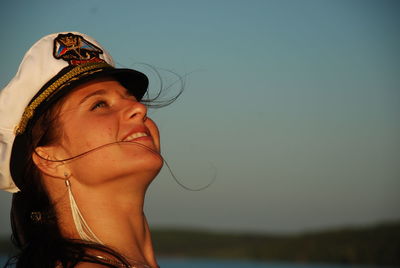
[33,140,216,191]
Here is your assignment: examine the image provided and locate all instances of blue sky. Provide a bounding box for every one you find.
[0,0,399,236]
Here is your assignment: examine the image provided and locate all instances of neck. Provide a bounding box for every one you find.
[52,177,158,267]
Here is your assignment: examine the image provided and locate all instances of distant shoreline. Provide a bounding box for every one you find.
[1,221,399,266]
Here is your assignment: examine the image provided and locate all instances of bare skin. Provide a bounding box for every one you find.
[33,78,163,268]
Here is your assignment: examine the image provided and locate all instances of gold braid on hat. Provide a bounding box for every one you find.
[15,62,111,135]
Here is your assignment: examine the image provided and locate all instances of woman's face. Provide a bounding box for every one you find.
[51,77,162,186]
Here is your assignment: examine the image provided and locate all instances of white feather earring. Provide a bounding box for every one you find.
[64,172,103,244]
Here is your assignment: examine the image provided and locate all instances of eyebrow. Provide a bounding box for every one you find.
[78,89,108,105]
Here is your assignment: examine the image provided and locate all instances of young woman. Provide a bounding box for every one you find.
[0,32,170,267]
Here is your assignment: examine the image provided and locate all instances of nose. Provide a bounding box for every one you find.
[122,99,147,122]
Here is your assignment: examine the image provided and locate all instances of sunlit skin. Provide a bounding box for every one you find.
[32,77,162,267]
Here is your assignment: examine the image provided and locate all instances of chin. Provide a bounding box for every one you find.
[146,156,164,176]
[134,154,164,179]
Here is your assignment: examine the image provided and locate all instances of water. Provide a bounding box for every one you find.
[0,256,392,268]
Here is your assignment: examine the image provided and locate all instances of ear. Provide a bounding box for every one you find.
[32,146,68,179]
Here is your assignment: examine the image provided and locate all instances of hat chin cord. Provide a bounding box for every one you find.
[64,173,103,244]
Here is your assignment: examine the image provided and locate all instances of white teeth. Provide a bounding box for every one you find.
[123,132,148,141]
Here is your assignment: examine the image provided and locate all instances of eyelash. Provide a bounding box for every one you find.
[88,94,137,111]
[90,100,108,111]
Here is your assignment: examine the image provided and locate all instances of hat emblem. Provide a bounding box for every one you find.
[53,33,105,65]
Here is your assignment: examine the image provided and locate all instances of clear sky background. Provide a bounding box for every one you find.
[0,0,399,236]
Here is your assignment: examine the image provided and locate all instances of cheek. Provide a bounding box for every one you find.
[62,118,116,155]
[146,119,160,151]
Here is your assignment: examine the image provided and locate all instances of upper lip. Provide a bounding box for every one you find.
[121,126,151,142]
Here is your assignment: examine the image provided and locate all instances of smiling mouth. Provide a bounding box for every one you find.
[122,132,149,142]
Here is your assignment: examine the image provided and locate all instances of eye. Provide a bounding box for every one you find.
[90,100,109,111]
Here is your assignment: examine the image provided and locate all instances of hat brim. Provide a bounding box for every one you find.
[33,66,149,130]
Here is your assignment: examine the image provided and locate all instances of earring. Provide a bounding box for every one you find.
[30,211,43,223]
[64,175,102,244]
